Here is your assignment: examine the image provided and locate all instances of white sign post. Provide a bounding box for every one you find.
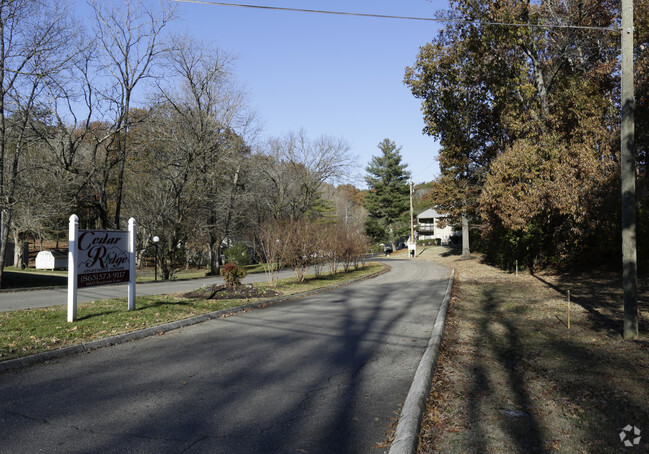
[67,214,137,322]
[68,215,79,322]
[128,218,136,311]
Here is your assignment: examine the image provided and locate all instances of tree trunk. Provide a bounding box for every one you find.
[461,212,470,259]
[13,231,24,269]
[0,17,6,288]
[216,241,224,268]
[113,157,126,229]
[0,209,10,286]
[161,252,171,280]
[209,236,219,275]
[113,125,128,229]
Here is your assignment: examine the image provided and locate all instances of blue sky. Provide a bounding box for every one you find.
[78,0,449,187]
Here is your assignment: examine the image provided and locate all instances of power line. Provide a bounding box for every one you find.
[171,0,619,33]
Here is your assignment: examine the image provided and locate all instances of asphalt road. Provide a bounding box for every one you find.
[0,269,297,312]
[0,258,449,453]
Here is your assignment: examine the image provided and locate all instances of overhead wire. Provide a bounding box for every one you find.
[171,0,620,33]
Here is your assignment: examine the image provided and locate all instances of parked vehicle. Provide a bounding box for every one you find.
[396,236,409,250]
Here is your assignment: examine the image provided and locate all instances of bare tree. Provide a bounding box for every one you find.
[0,0,78,285]
[323,222,340,275]
[124,102,207,279]
[280,218,320,282]
[89,0,175,228]
[320,182,367,231]
[257,130,356,220]
[255,220,285,286]
[151,35,257,276]
[25,23,127,231]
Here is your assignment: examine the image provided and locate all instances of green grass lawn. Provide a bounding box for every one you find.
[0,263,385,362]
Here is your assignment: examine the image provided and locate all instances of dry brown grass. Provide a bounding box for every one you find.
[415,246,649,453]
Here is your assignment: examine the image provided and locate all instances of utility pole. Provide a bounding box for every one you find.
[621,0,638,340]
[408,178,416,258]
[410,179,414,242]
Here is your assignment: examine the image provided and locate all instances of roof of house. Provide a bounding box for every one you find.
[417,208,447,220]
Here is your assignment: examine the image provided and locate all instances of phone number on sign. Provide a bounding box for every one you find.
[78,270,130,288]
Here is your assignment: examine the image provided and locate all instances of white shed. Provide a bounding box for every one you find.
[35,250,67,270]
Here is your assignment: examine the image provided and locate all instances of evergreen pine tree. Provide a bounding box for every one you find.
[363,139,411,242]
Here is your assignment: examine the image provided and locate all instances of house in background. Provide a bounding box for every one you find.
[416,208,456,244]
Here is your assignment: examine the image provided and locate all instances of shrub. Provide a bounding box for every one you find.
[369,243,383,254]
[222,262,247,287]
[280,219,319,282]
[224,241,251,267]
[256,220,286,286]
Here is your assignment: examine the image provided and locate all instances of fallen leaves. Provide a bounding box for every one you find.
[415,248,649,453]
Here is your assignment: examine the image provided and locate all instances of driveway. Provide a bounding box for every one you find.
[0,258,449,453]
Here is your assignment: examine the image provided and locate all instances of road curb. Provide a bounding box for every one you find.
[0,264,390,373]
[389,267,455,454]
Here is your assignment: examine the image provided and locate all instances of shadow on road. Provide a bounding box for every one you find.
[0,261,449,453]
[2,271,67,289]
